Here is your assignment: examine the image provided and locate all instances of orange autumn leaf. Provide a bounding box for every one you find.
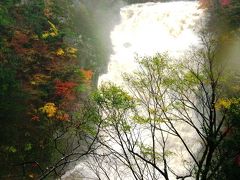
[31,73,51,85]
[199,0,213,9]
[56,111,70,121]
[44,8,53,18]
[80,68,93,82]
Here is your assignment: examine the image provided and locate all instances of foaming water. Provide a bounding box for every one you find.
[98,1,204,87]
[63,1,205,179]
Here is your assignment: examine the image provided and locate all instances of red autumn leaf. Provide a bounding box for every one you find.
[31,115,40,121]
[31,163,38,168]
[221,0,230,6]
[234,154,240,166]
[55,80,78,99]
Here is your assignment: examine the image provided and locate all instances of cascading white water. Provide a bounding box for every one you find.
[63,1,205,179]
[98,1,204,87]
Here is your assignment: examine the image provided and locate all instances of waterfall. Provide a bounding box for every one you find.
[63,1,205,179]
[98,1,204,87]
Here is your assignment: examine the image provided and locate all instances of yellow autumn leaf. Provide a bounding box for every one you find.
[31,74,51,85]
[215,99,232,109]
[56,48,65,56]
[39,103,57,118]
[48,20,58,34]
[215,98,239,110]
[42,32,49,39]
[66,47,78,54]
[41,20,58,39]
[29,174,34,178]
[50,32,57,37]
[30,81,36,85]
[31,34,39,40]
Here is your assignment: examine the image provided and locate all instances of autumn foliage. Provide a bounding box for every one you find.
[39,103,58,118]
[55,80,78,99]
[0,0,95,178]
[80,68,94,83]
[199,0,231,9]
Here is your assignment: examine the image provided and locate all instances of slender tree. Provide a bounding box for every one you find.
[89,32,236,180]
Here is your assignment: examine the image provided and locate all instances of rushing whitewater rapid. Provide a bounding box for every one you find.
[63,1,205,179]
[98,1,204,87]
